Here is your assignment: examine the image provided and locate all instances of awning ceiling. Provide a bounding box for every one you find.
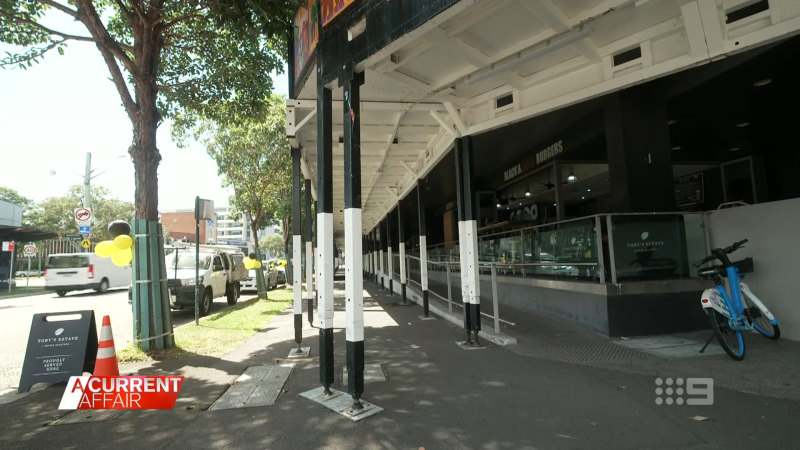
[289,0,800,235]
[0,225,59,242]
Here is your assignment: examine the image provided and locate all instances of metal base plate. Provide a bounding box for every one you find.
[418,315,437,321]
[287,347,311,359]
[209,364,294,411]
[299,386,383,422]
[342,363,387,384]
[456,341,487,350]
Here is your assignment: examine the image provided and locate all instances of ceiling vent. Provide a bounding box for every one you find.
[726,0,769,24]
[613,46,642,67]
[495,94,514,109]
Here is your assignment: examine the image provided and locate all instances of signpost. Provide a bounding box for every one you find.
[194,197,215,325]
[23,244,36,288]
[74,208,93,253]
[81,239,92,249]
[3,241,15,293]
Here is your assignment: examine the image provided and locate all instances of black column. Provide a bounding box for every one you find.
[604,83,676,212]
[317,81,334,394]
[455,137,481,344]
[292,147,303,351]
[417,181,429,316]
[304,179,314,326]
[341,68,365,408]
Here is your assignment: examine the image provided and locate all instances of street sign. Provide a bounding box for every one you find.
[2,241,14,252]
[23,244,36,257]
[79,225,91,235]
[74,207,92,226]
[81,239,91,249]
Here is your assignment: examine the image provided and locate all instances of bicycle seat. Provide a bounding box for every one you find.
[698,265,726,280]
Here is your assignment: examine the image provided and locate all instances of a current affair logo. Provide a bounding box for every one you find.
[59,376,184,410]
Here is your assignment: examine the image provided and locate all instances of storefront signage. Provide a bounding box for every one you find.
[321,0,355,26]
[294,0,319,86]
[535,140,564,165]
[503,163,522,182]
[501,140,565,183]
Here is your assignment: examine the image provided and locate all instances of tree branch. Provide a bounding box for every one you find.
[0,11,94,42]
[112,0,135,24]
[74,0,136,75]
[38,0,79,19]
[127,0,148,23]
[163,12,203,29]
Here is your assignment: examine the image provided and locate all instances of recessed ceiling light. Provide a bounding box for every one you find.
[736,122,750,128]
[729,147,741,152]
[671,146,681,151]
[752,78,772,87]
[581,196,585,200]
[586,188,592,192]
[496,203,502,208]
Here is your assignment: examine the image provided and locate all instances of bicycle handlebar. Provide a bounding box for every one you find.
[693,239,748,268]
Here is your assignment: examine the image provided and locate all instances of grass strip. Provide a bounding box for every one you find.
[118,288,291,362]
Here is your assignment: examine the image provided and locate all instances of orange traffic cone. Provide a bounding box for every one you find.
[94,315,119,376]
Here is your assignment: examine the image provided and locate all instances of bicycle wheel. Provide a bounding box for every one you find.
[747,305,781,340]
[707,309,745,360]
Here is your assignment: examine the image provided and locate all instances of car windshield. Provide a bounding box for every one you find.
[167,252,212,270]
[47,255,89,268]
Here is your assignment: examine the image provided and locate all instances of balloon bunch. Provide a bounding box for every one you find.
[95,220,133,266]
[242,252,262,270]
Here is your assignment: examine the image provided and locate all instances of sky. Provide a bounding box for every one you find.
[0,11,288,212]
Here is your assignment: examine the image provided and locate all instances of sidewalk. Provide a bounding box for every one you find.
[1,275,799,449]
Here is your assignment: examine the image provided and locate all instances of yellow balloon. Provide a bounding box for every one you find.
[280,260,287,267]
[112,248,132,266]
[253,260,262,269]
[95,241,114,258]
[114,234,133,249]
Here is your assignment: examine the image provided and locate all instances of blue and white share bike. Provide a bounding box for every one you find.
[695,239,780,360]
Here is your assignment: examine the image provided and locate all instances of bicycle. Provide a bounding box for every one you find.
[695,239,780,360]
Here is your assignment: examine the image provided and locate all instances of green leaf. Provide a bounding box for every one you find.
[57,47,64,55]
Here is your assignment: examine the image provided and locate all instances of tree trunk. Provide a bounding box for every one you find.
[252,219,268,299]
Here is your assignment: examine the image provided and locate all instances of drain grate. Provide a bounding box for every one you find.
[541,341,650,363]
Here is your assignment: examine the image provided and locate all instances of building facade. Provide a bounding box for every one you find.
[289,0,800,341]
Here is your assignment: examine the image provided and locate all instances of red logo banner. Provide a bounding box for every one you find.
[59,376,184,410]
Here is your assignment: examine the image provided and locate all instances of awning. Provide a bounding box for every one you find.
[0,225,59,242]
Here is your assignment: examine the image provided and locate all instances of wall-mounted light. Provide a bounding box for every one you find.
[525,185,531,197]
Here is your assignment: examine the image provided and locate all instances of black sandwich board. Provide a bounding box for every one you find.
[18,310,98,392]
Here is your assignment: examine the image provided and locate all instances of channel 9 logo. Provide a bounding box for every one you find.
[654,377,714,405]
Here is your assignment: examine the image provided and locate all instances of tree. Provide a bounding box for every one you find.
[2,1,294,346]
[26,185,134,241]
[1,1,293,221]
[260,233,284,259]
[0,186,34,223]
[198,93,292,259]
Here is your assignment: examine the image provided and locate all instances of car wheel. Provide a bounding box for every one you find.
[56,290,67,297]
[96,278,109,294]
[200,289,213,316]
[227,282,239,306]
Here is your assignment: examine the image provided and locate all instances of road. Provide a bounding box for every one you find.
[0,286,200,391]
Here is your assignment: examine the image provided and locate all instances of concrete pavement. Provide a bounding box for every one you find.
[1,274,799,449]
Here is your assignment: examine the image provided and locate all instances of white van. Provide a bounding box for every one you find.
[45,253,131,297]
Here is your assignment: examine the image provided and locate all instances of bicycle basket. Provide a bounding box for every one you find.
[733,257,754,274]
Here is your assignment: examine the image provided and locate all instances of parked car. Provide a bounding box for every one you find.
[16,269,43,277]
[45,253,131,297]
[162,245,249,316]
[241,263,278,292]
[268,259,287,285]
